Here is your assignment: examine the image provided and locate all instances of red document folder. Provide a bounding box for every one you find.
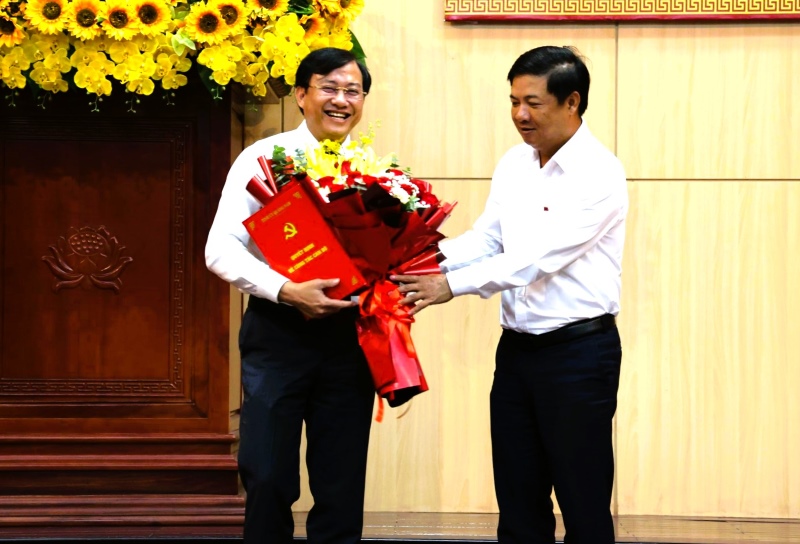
[243,180,367,300]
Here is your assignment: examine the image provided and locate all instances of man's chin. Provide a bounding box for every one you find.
[320,125,353,141]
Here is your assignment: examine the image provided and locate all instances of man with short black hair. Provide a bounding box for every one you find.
[393,45,628,544]
[206,47,374,544]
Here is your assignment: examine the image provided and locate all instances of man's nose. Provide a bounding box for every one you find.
[330,90,349,105]
[513,106,530,121]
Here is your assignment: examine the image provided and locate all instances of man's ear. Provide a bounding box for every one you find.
[295,87,307,109]
[567,91,581,114]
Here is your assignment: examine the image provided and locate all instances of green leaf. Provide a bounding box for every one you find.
[288,0,314,15]
[171,4,190,20]
[271,145,296,187]
[349,31,367,66]
[171,37,186,56]
[171,29,196,56]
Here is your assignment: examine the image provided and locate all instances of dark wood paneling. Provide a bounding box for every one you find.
[0,434,236,456]
[0,77,241,527]
[0,470,238,496]
[1,119,194,414]
[0,494,244,531]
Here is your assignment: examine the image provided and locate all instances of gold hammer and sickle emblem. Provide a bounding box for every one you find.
[283,222,298,239]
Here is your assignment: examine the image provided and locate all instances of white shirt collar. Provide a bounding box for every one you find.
[530,120,590,174]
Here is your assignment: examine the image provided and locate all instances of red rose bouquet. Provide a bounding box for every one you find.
[243,129,455,411]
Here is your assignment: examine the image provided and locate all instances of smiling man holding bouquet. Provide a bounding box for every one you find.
[205,47,374,544]
[393,46,628,544]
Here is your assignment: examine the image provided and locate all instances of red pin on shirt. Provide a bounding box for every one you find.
[544,206,549,211]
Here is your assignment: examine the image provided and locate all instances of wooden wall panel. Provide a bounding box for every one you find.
[616,181,800,517]
[349,0,617,178]
[617,25,800,180]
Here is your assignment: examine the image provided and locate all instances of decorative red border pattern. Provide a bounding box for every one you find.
[444,0,800,21]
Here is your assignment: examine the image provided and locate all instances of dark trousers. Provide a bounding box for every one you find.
[238,296,375,544]
[491,317,622,544]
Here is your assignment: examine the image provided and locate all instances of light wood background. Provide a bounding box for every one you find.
[235,1,800,519]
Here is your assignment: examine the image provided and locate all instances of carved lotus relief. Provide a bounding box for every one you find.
[42,226,133,293]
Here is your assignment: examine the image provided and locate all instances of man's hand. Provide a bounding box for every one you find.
[390,273,453,316]
[278,279,357,319]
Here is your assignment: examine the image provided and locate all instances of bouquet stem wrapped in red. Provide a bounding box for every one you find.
[243,136,456,409]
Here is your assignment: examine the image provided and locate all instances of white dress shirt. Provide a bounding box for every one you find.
[206,121,338,302]
[439,122,628,334]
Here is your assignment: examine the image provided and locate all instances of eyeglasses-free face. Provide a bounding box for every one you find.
[510,74,581,166]
[295,61,366,142]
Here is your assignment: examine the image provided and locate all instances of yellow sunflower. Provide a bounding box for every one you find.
[0,16,25,47]
[299,12,326,39]
[317,0,362,22]
[209,0,248,36]
[66,0,104,41]
[102,0,140,40]
[338,0,363,23]
[133,0,170,37]
[184,2,230,45]
[246,0,286,20]
[25,0,68,35]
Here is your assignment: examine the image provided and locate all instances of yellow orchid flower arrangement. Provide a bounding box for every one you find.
[271,125,445,213]
[301,128,397,184]
[0,0,365,108]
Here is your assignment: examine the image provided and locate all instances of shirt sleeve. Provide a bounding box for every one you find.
[445,168,627,299]
[437,180,504,273]
[205,144,290,303]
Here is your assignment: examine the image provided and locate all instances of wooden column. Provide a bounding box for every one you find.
[0,78,243,532]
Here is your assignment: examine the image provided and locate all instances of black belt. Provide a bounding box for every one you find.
[504,314,616,349]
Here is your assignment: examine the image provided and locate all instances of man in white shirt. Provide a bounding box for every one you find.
[205,48,374,544]
[392,46,628,544]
